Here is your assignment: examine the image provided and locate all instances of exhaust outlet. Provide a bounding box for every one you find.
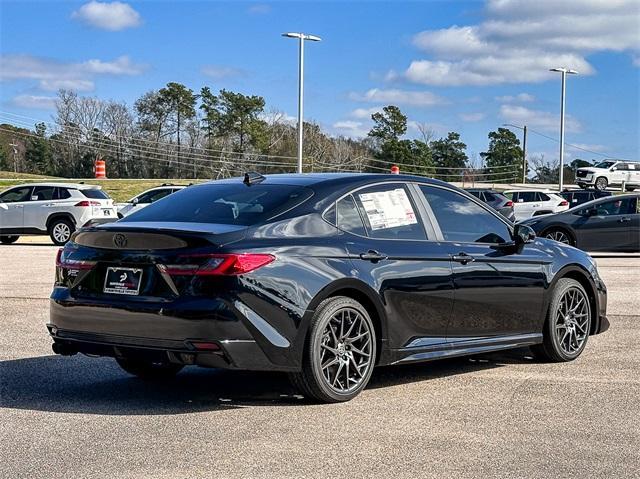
[52,342,78,356]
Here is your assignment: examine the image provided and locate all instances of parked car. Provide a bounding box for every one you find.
[503,189,569,222]
[575,160,640,191]
[520,193,639,252]
[116,184,187,218]
[49,173,608,403]
[560,189,612,207]
[0,183,116,245]
[465,188,515,221]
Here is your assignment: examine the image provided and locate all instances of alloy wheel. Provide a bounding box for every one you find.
[554,287,589,355]
[546,230,571,244]
[595,177,608,191]
[319,307,373,394]
[53,223,71,243]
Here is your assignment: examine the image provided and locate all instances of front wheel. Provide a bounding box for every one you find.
[594,177,608,191]
[289,296,377,403]
[531,278,591,362]
[0,236,19,244]
[116,357,183,380]
[48,218,74,245]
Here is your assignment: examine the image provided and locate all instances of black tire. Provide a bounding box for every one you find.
[594,177,608,191]
[625,186,636,192]
[531,278,591,362]
[116,357,183,380]
[542,228,575,246]
[0,236,19,244]
[48,218,75,245]
[289,296,377,403]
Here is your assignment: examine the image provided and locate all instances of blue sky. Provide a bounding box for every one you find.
[1,0,639,164]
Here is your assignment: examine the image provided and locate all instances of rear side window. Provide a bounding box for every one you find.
[353,184,426,240]
[122,183,313,226]
[336,195,366,236]
[420,186,511,244]
[81,189,110,199]
[31,186,55,201]
[483,191,497,202]
[467,191,482,199]
[55,188,72,200]
[537,192,551,201]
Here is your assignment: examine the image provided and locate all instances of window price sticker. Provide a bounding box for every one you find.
[358,188,417,230]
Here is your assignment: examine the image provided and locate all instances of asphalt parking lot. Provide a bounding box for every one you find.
[1,242,639,479]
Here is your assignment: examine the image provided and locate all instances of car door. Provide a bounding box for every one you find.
[609,163,627,186]
[627,163,640,186]
[23,185,56,231]
[417,184,547,340]
[575,197,637,251]
[336,182,454,350]
[0,186,33,232]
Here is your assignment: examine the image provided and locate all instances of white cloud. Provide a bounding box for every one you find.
[349,88,447,107]
[0,54,147,92]
[247,4,271,14]
[201,65,245,80]
[349,106,383,119]
[39,79,95,92]
[499,104,582,133]
[393,0,639,86]
[459,112,486,122]
[332,120,369,138]
[72,1,141,31]
[11,94,57,109]
[495,93,534,102]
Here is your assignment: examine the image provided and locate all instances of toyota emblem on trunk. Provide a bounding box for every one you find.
[113,233,127,248]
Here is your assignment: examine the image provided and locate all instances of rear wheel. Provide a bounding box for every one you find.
[116,357,183,380]
[0,236,19,244]
[543,228,574,246]
[289,296,377,403]
[48,218,74,245]
[594,177,608,191]
[531,278,591,362]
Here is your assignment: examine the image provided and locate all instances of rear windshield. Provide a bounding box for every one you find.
[81,188,110,199]
[121,183,313,225]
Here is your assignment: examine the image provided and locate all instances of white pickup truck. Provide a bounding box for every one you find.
[575,160,640,191]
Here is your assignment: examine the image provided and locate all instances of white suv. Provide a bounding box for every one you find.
[503,189,569,222]
[0,183,116,245]
[116,184,187,218]
[575,160,640,191]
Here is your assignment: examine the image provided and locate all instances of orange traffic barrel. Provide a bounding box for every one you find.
[95,159,106,178]
[390,165,400,174]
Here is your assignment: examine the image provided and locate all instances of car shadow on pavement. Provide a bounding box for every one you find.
[0,348,535,415]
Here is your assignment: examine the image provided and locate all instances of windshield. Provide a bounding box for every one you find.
[121,182,313,226]
[593,161,616,169]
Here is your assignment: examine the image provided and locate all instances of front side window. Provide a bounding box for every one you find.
[353,184,426,240]
[336,195,366,236]
[137,189,172,204]
[518,192,536,203]
[420,185,512,244]
[594,161,616,169]
[594,197,636,216]
[0,186,32,203]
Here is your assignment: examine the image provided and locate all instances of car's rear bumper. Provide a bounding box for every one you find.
[49,287,301,372]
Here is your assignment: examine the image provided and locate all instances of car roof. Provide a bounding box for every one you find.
[566,192,639,211]
[202,173,452,189]
[504,189,559,194]
[5,182,101,189]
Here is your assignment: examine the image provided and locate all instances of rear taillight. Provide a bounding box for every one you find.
[56,248,96,270]
[74,200,100,207]
[160,253,275,276]
[559,200,569,206]
[505,201,513,207]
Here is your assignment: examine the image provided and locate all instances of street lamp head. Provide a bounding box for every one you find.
[282,32,322,41]
[550,67,579,75]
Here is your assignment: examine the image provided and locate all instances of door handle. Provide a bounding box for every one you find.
[452,252,475,265]
[618,217,631,223]
[359,250,388,262]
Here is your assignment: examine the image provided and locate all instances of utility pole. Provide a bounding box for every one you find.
[550,68,578,191]
[522,125,527,184]
[9,140,18,174]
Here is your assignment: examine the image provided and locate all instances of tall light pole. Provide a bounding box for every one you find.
[503,123,527,183]
[282,32,321,174]
[550,67,578,191]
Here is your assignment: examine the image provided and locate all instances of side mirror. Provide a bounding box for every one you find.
[514,224,536,245]
[610,167,616,172]
[131,198,139,205]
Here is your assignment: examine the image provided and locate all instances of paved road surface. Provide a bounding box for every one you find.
[1,245,639,478]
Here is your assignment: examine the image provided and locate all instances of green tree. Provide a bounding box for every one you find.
[430,132,468,180]
[158,82,197,150]
[367,106,432,174]
[480,128,523,183]
[25,122,53,174]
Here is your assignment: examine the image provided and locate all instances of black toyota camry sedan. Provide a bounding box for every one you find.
[49,173,608,402]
